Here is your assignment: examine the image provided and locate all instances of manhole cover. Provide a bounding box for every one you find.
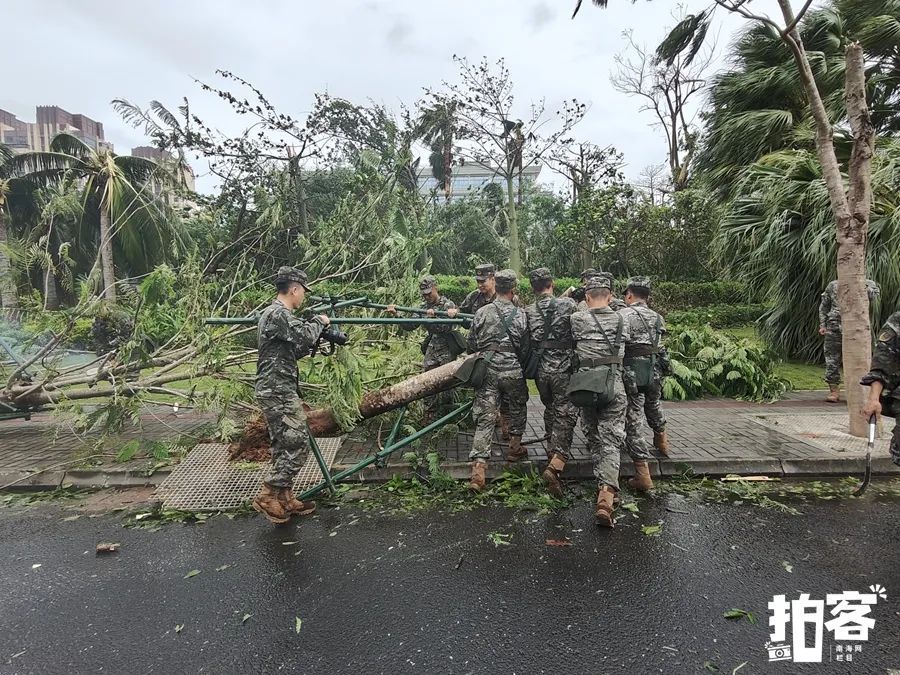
[155,439,342,511]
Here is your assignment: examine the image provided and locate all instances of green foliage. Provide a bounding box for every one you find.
[663,326,788,402]
[667,304,767,328]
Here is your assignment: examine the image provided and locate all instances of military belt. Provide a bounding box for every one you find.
[578,355,623,368]
[540,339,573,350]
[624,344,657,359]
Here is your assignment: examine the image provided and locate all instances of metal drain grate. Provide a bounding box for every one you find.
[155,438,342,511]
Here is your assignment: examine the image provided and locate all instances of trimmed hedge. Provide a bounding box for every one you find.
[316,276,751,316]
[667,304,767,328]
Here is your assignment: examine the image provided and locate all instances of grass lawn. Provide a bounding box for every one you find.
[722,325,824,390]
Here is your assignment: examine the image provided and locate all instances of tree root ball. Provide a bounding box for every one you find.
[228,416,272,463]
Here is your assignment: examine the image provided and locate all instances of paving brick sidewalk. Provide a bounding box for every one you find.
[1,392,897,490]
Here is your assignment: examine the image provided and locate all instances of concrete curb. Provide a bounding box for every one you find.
[0,468,171,491]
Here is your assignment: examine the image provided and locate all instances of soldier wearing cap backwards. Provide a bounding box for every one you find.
[861,310,900,467]
[465,269,531,492]
[252,266,332,525]
[570,275,630,527]
[386,275,462,424]
[620,276,669,491]
[525,268,578,497]
[460,263,519,440]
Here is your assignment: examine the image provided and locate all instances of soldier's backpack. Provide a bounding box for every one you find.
[454,306,519,389]
[566,312,624,408]
[523,298,558,380]
[625,312,663,393]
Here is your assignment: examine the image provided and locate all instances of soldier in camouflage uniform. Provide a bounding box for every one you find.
[819,279,880,402]
[620,276,668,492]
[570,276,630,527]
[252,266,330,525]
[387,275,462,423]
[861,311,900,467]
[460,263,519,440]
[466,269,532,492]
[524,268,578,497]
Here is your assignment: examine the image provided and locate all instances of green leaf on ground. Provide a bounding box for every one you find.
[242,613,252,624]
[215,564,230,572]
[723,608,756,623]
[781,560,793,573]
[115,440,141,463]
[175,624,184,633]
[487,532,512,547]
[184,569,201,579]
[622,502,640,513]
[295,617,303,634]
[703,662,719,672]
[641,523,663,536]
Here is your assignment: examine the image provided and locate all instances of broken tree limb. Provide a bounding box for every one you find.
[306,356,466,436]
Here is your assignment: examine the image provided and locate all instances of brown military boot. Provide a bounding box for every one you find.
[826,384,840,403]
[499,413,511,441]
[505,434,527,462]
[281,489,317,517]
[653,430,670,457]
[542,453,566,497]
[627,460,654,492]
[467,460,487,492]
[252,484,290,524]
[595,485,616,528]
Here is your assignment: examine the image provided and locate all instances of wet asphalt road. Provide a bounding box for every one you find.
[1,491,898,675]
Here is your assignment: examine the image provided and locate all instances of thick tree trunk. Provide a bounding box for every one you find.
[505,174,521,273]
[0,210,18,309]
[841,42,875,437]
[43,268,59,310]
[98,206,117,302]
[776,0,871,436]
[306,357,465,436]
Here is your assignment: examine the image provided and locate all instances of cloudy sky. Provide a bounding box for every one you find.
[2,0,783,193]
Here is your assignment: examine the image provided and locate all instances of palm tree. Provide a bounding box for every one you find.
[0,144,43,309]
[21,134,183,301]
[417,101,457,202]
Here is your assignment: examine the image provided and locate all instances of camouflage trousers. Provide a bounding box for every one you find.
[580,382,627,490]
[623,369,666,461]
[258,395,310,488]
[470,368,529,461]
[823,330,843,384]
[536,368,578,459]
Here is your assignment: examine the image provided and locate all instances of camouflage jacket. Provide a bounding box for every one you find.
[819,279,880,332]
[571,307,629,368]
[460,289,523,315]
[861,311,900,393]
[255,299,326,399]
[576,297,626,313]
[467,298,531,372]
[620,301,665,348]
[400,294,460,367]
[525,292,576,374]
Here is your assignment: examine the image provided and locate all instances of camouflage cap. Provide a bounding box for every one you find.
[626,275,651,292]
[419,274,437,293]
[474,263,496,281]
[494,268,518,292]
[276,266,312,291]
[584,275,612,292]
[580,268,601,280]
[528,267,553,285]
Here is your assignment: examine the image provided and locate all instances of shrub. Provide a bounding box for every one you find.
[667,304,767,328]
[663,326,788,402]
